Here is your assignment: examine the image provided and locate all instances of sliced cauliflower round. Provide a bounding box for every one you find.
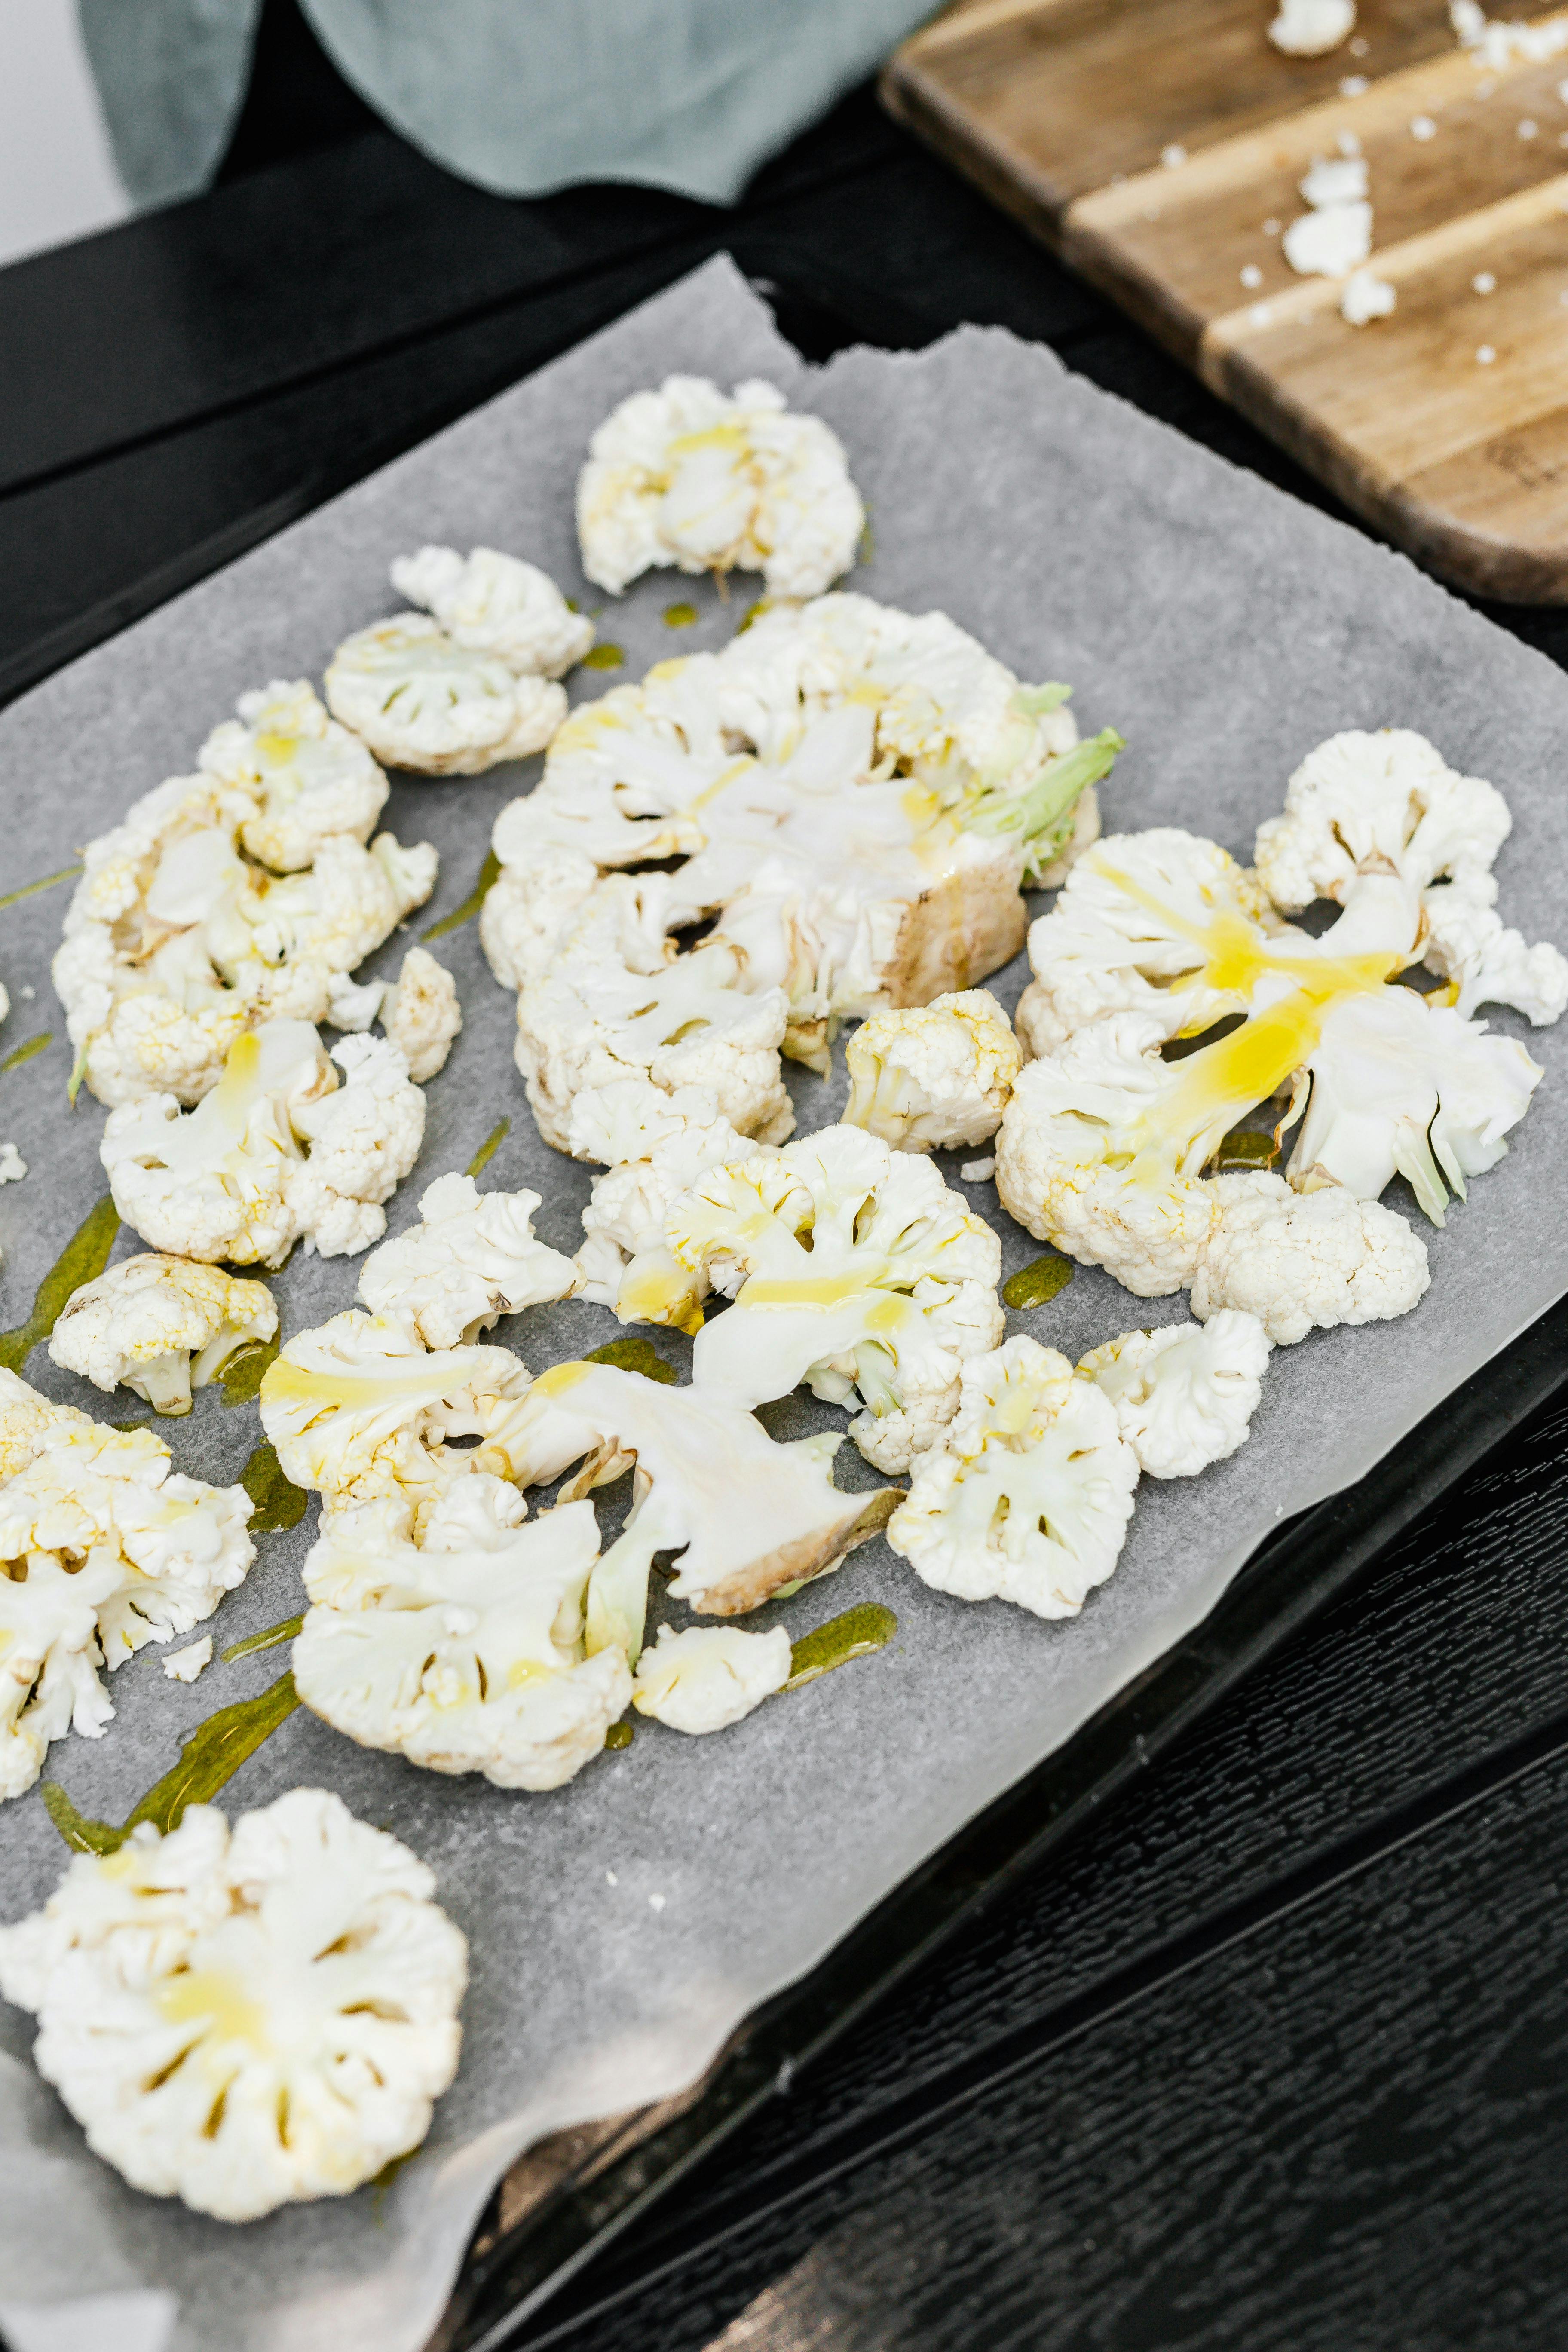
[325,617,566,778]
[0,1788,466,2220]
[47,1253,277,1415]
[389,544,594,678]
[514,873,793,1153]
[1077,1310,1271,1478]
[671,1124,1004,1473]
[502,1360,899,1658]
[0,1388,254,1800]
[197,678,389,873]
[101,1020,426,1267]
[294,1478,630,1790]
[380,945,462,1083]
[55,756,437,1110]
[577,374,865,599]
[259,1308,534,1522]
[843,988,1022,1152]
[357,1171,577,1348]
[887,1337,1139,1618]
[1189,1171,1430,1345]
[485,593,1118,1079]
[570,1078,768,1332]
[630,1621,792,1734]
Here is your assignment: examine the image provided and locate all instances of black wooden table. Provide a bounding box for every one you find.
[6,39,1568,2350]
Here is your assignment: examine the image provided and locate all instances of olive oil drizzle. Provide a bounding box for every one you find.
[223,1614,304,1663]
[423,847,500,942]
[1002,1253,1075,1311]
[41,1672,300,1854]
[0,864,79,913]
[583,1337,677,1384]
[603,1719,634,1749]
[1214,1126,1280,1170]
[240,1442,307,1532]
[0,1033,52,1074]
[581,643,624,671]
[219,1336,279,1405]
[0,1194,120,1372]
[663,601,698,628]
[466,1118,510,1179]
[784,1603,898,1690]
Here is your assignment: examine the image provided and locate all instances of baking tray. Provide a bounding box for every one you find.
[3,257,1568,2352]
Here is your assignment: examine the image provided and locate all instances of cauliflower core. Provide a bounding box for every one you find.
[631,1621,793,1734]
[294,1479,631,1790]
[570,1079,768,1332]
[48,1254,277,1415]
[102,1019,427,1267]
[577,375,865,599]
[669,1125,1004,1473]
[0,1372,254,1800]
[325,547,588,777]
[484,594,1119,1090]
[358,1171,578,1348]
[55,682,437,1108]
[843,989,1022,1152]
[1077,1310,1271,1478]
[888,1337,1139,1618]
[0,1789,466,2220]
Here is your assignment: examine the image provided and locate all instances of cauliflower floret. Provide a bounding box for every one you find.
[887,1336,1139,1617]
[630,1621,793,1734]
[1077,1310,1271,1477]
[102,1021,426,1268]
[389,544,594,679]
[1286,988,1542,1222]
[670,1124,1004,1473]
[577,375,865,599]
[843,989,1022,1151]
[1189,1171,1430,1344]
[1014,830,1289,1058]
[294,1478,630,1789]
[357,1171,577,1347]
[502,1360,899,1657]
[0,1142,25,1184]
[568,1079,767,1332]
[0,1392,254,1799]
[197,679,388,873]
[55,761,438,1109]
[1420,873,1568,1026]
[47,1253,277,1414]
[162,1636,212,1681]
[514,874,794,1153]
[485,594,1118,1090]
[259,1308,535,1520]
[380,945,462,1083]
[325,616,566,776]
[0,1789,466,2220]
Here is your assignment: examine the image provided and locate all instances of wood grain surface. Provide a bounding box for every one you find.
[885,0,1568,599]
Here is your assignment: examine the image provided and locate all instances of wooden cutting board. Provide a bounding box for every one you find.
[883,0,1568,600]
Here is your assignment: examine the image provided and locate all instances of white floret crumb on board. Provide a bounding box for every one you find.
[162,1637,212,1682]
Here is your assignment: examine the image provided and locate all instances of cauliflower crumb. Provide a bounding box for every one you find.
[49,1254,276,1414]
[0,1142,24,1183]
[960,1156,996,1182]
[162,1635,212,1681]
[0,1789,466,2219]
[1341,270,1396,324]
[1268,0,1356,53]
[631,1622,792,1734]
[381,945,462,1082]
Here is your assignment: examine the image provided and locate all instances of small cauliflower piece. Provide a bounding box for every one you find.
[502,1360,899,1657]
[671,1124,1004,1473]
[102,1020,426,1267]
[0,1789,466,2220]
[390,545,594,678]
[48,1254,277,1415]
[294,1478,630,1790]
[197,678,389,873]
[631,1621,792,1734]
[162,1636,212,1681]
[1269,0,1356,53]
[1077,1310,1271,1478]
[569,1078,767,1332]
[888,1337,1139,1618]
[1189,1170,1430,1344]
[259,1308,534,1521]
[1283,200,1372,278]
[380,945,462,1083]
[0,1142,24,1184]
[1420,873,1568,1027]
[843,990,1022,1152]
[514,874,794,1153]
[577,375,864,599]
[325,617,566,777]
[0,1387,254,1799]
[358,1171,577,1347]
[54,761,437,1110]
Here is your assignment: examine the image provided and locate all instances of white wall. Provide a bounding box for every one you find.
[0,0,129,270]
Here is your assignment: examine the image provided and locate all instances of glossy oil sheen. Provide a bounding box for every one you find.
[0,1032,52,1073]
[0,1193,120,1372]
[581,643,624,670]
[424,846,501,941]
[222,1613,304,1663]
[220,1336,279,1404]
[785,1603,899,1690]
[467,1117,511,1178]
[240,1440,308,1531]
[41,1671,300,1853]
[584,1337,678,1384]
[1002,1253,1075,1310]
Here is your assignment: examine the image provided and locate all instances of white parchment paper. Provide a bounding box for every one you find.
[1,256,1566,2352]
